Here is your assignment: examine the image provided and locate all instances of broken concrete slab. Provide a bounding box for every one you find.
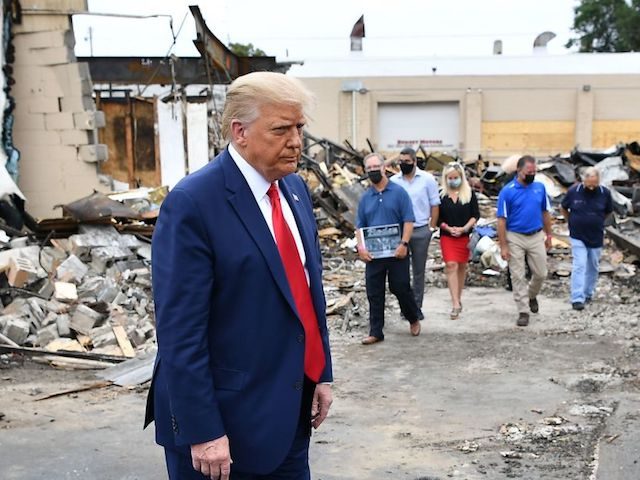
[54,282,78,302]
[7,256,38,287]
[128,327,146,347]
[140,322,155,340]
[36,324,59,346]
[90,246,134,273]
[27,298,46,325]
[1,317,30,345]
[70,304,104,335]
[2,298,34,319]
[136,244,151,261]
[44,299,69,315]
[41,312,58,328]
[117,234,144,250]
[38,279,54,299]
[38,247,68,273]
[90,329,118,349]
[96,280,120,304]
[56,314,70,337]
[55,254,89,283]
[76,276,106,300]
[113,259,146,274]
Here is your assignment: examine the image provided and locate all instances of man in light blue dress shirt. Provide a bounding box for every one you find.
[391,147,441,315]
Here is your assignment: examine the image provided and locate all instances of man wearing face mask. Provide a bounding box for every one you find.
[497,155,553,327]
[560,167,612,311]
[391,147,440,315]
[356,153,423,345]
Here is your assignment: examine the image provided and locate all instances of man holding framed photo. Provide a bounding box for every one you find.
[356,153,423,345]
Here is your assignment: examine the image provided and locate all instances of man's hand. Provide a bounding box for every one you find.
[545,234,553,251]
[394,243,408,259]
[500,244,510,261]
[191,436,232,480]
[311,384,333,430]
[357,245,373,262]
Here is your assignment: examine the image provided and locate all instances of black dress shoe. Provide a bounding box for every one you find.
[529,297,539,313]
[585,296,592,304]
[572,302,585,311]
[517,312,530,327]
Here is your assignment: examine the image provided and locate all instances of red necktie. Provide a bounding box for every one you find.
[267,183,326,383]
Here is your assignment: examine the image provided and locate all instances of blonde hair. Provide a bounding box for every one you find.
[440,162,472,204]
[221,72,315,141]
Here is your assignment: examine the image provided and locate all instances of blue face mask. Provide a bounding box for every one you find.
[448,178,462,189]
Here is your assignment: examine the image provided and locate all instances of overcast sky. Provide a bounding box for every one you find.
[73,0,580,60]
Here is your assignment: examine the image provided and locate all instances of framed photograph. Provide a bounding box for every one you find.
[362,224,401,259]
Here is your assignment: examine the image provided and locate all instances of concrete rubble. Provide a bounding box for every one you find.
[0,222,156,362]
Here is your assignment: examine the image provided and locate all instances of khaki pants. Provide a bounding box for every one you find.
[506,231,548,314]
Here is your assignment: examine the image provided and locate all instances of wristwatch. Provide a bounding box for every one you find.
[400,241,409,247]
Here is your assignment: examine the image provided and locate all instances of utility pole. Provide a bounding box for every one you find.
[85,27,94,56]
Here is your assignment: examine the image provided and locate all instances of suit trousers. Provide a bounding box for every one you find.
[365,256,422,339]
[164,378,314,480]
[506,231,548,313]
[408,225,432,314]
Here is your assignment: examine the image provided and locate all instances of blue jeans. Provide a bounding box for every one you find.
[570,238,602,303]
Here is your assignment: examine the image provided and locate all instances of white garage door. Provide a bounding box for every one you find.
[377,102,460,153]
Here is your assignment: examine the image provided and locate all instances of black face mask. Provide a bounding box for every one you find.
[416,159,426,170]
[368,170,384,184]
[400,163,415,175]
[523,174,535,185]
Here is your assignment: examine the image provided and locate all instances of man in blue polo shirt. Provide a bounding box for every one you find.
[497,155,553,327]
[356,153,423,345]
[561,167,613,311]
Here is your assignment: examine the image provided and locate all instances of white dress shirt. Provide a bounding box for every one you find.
[228,144,309,283]
[390,169,441,228]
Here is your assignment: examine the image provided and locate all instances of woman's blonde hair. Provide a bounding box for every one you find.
[440,162,472,204]
[221,72,315,141]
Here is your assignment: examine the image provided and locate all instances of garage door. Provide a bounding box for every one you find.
[377,102,460,153]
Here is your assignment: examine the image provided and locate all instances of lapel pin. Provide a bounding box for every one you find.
[292,193,300,202]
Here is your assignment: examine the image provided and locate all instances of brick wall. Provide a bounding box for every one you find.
[12,1,107,219]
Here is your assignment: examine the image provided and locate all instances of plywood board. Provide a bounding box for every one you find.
[482,121,575,158]
[158,101,187,189]
[112,325,136,358]
[592,120,640,149]
[187,102,209,174]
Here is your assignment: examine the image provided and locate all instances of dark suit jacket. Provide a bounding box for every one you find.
[145,148,333,474]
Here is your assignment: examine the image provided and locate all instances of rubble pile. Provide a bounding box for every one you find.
[1,135,638,362]
[0,190,161,363]
[307,139,640,336]
[300,131,370,235]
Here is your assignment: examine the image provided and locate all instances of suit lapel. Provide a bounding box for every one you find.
[221,152,299,318]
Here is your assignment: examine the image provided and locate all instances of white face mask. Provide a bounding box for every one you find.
[448,178,462,189]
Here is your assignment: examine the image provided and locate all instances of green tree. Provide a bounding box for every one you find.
[229,42,266,57]
[566,0,640,52]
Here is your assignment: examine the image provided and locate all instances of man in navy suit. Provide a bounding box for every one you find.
[145,72,333,479]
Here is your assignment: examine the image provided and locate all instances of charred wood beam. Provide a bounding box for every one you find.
[0,345,128,363]
[79,56,209,85]
[303,131,363,160]
[606,226,640,257]
[189,5,282,82]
